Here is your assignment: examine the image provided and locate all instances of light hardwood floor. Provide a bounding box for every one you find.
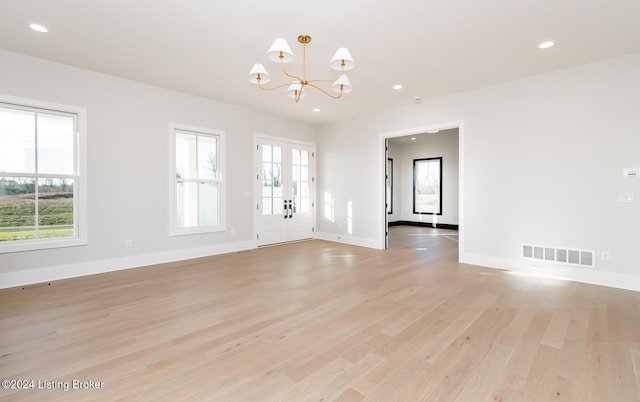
[1,226,639,401]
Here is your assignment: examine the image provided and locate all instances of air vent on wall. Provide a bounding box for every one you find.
[522,244,594,268]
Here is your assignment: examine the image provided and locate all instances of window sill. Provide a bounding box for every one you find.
[169,226,226,237]
[0,237,88,254]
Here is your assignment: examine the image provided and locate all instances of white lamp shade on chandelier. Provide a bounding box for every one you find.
[331,74,352,93]
[286,83,306,99]
[329,48,355,71]
[266,38,294,63]
[248,63,271,84]
[248,34,354,102]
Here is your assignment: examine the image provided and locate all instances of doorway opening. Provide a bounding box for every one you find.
[380,123,463,261]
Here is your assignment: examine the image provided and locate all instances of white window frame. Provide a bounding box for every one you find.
[0,94,87,253]
[168,123,226,236]
[413,157,443,215]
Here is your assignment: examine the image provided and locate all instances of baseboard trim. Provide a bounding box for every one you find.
[7,239,636,293]
[0,240,257,290]
[388,221,459,230]
[314,232,382,250]
[460,252,640,292]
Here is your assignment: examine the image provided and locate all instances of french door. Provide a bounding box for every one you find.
[255,136,315,246]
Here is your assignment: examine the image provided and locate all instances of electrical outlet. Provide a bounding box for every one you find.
[601,251,610,261]
[124,239,133,248]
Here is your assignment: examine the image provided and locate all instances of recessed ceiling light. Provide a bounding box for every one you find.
[538,41,554,49]
[410,137,416,141]
[313,108,321,112]
[427,130,440,134]
[393,84,403,90]
[29,23,48,33]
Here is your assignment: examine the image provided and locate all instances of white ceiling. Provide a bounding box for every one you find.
[389,128,458,146]
[1,0,640,125]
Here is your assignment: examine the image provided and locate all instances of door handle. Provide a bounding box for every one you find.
[283,199,288,219]
[288,200,293,219]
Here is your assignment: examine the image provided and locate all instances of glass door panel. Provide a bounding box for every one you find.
[291,148,310,214]
[262,144,284,216]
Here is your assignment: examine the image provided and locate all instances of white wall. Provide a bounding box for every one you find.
[317,51,640,291]
[3,48,640,292]
[388,130,459,225]
[0,49,316,287]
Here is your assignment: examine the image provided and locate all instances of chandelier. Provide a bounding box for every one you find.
[248,35,354,102]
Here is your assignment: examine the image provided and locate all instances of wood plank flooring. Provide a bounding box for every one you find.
[1,226,639,401]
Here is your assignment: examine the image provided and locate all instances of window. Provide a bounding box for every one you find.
[169,123,225,235]
[413,157,442,215]
[0,95,87,253]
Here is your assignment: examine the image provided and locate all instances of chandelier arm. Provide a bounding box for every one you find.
[257,80,299,91]
[307,77,341,84]
[279,63,304,82]
[306,70,344,84]
[306,82,343,99]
